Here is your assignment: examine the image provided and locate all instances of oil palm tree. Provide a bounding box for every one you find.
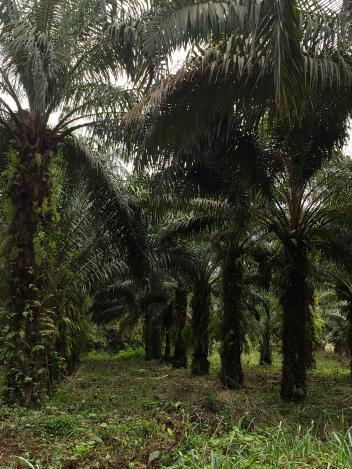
[167,203,261,386]
[260,120,352,401]
[140,189,222,375]
[0,147,146,400]
[54,170,147,372]
[0,0,147,407]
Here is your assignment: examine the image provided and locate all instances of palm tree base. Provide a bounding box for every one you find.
[220,369,244,389]
[191,356,210,376]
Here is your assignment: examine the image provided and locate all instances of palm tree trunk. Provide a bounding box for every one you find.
[280,243,313,402]
[144,308,162,360]
[144,309,153,360]
[260,338,272,366]
[191,280,210,375]
[163,303,173,362]
[220,247,244,388]
[3,149,57,408]
[260,309,272,366]
[173,287,188,368]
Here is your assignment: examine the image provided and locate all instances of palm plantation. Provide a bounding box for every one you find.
[2,0,352,467]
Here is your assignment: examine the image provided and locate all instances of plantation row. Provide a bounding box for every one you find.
[0,0,352,412]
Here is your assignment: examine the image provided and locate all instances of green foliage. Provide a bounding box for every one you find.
[85,347,144,361]
[127,0,351,156]
[310,291,325,349]
[41,415,78,437]
[0,351,351,468]
[173,424,352,468]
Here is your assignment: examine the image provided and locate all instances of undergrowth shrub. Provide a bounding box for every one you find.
[173,423,352,468]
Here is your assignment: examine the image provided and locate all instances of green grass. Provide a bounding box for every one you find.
[0,350,351,468]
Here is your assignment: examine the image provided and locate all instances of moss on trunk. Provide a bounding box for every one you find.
[3,148,58,408]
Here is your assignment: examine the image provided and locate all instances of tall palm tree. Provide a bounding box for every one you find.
[0,0,145,407]
[260,118,352,401]
[126,0,352,392]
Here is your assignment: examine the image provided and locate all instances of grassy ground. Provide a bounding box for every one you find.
[0,349,352,468]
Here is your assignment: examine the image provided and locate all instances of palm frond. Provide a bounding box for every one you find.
[59,136,148,278]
